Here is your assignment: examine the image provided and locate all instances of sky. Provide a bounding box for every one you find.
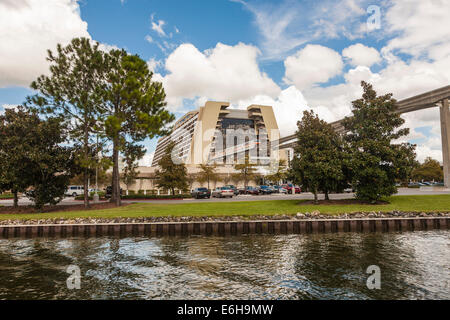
[1,0,450,166]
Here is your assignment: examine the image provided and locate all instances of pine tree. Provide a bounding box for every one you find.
[100,49,174,205]
[26,37,105,208]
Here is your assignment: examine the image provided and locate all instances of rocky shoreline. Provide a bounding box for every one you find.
[1,210,449,226]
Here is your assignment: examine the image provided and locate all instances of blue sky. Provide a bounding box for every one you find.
[1,0,449,164]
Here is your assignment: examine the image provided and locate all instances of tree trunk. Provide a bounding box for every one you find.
[111,139,121,206]
[13,189,18,208]
[83,126,90,208]
[324,191,329,200]
[313,188,318,204]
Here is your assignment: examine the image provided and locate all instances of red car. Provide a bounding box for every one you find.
[282,184,301,194]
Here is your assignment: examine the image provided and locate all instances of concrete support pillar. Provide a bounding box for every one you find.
[440,99,450,188]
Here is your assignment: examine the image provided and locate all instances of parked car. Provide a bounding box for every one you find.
[212,187,234,198]
[258,185,273,194]
[432,182,444,186]
[65,185,84,197]
[281,184,301,194]
[224,185,239,196]
[105,186,123,199]
[191,187,211,199]
[239,186,260,195]
[272,185,287,194]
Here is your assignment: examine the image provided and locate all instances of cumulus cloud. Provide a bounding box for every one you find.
[161,42,281,110]
[383,0,450,59]
[0,0,90,88]
[342,43,381,67]
[283,45,344,90]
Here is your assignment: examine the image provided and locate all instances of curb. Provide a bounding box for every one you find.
[0,217,448,238]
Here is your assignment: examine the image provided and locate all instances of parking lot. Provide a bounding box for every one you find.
[1,187,449,207]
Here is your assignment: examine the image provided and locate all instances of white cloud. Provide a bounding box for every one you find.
[283,45,344,90]
[236,0,372,60]
[151,14,166,37]
[383,0,450,59]
[161,42,281,110]
[145,35,153,43]
[138,152,154,167]
[342,43,381,67]
[0,104,19,115]
[146,58,162,73]
[0,0,90,88]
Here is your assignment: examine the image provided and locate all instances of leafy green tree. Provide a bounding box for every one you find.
[198,164,220,189]
[265,159,288,185]
[343,81,416,202]
[233,155,258,189]
[100,49,174,206]
[26,37,105,208]
[0,107,37,207]
[290,110,345,203]
[412,157,443,182]
[0,107,76,210]
[121,143,145,193]
[154,142,189,195]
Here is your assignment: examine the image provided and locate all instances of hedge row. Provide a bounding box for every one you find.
[74,194,192,200]
[122,194,192,199]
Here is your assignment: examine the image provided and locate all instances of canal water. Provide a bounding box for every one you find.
[0,230,448,299]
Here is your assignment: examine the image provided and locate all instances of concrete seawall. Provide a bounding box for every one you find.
[0,217,448,238]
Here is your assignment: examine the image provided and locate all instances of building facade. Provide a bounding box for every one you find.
[152,101,286,168]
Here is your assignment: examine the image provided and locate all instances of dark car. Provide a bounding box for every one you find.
[239,186,260,195]
[224,185,239,196]
[191,187,211,199]
[105,186,123,199]
[258,185,273,194]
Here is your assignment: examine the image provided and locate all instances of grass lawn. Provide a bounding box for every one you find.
[0,194,449,221]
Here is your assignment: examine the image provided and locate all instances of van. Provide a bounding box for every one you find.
[65,185,84,197]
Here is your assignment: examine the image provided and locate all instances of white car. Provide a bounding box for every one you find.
[65,185,84,197]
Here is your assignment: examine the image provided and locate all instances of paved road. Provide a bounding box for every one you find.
[1,188,449,206]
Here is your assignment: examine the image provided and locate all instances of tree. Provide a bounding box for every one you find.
[186,173,197,191]
[343,81,416,202]
[0,107,76,210]
[290,110,346,203]
[198,164,220,189]
[412,157,443,182]
[154,142,189,195]
[26,37,105,208]
[233,155,258,189]
[265,159,288,185]
[121,143,145,193]
[0,107,38,207]
[100,49,174,206]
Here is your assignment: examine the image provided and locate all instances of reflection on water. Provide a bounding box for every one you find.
[0,231,449,300]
